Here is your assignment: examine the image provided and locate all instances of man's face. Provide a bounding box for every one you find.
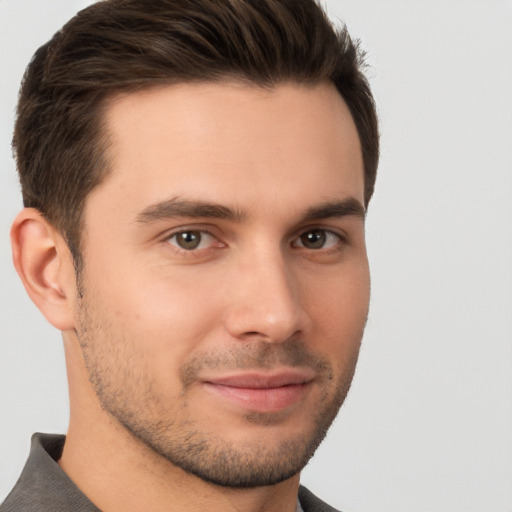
[75,82,369,487]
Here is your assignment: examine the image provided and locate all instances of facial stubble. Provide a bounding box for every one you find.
[75,286,362,488]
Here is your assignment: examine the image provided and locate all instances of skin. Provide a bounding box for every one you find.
[11,82,369,512]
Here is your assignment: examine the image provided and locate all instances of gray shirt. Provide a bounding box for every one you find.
[1,433,339,512]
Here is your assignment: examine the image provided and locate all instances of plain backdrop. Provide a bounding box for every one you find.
[1,1,511,511]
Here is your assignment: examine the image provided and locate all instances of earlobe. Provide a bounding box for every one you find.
[11,208,77,331]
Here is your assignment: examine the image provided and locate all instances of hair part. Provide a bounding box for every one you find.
[13,0,379,272]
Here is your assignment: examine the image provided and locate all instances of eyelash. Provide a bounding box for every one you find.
[291,229,345,251]
[165,229,224,253]
[164,227,347,256]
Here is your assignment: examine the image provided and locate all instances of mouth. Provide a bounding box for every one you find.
[201,369,315,413]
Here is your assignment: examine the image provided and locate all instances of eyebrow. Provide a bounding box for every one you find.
[136,197,247,224]
[300,198,366,222]
[135,196,365,225]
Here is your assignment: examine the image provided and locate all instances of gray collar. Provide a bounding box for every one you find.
[2,433,319,512]
[1,433,100,511]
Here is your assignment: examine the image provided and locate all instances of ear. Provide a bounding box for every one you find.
[11,208,78,331]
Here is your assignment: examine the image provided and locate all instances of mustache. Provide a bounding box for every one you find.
[180,338,332,389]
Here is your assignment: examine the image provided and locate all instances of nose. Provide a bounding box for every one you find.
[223,249,309,344]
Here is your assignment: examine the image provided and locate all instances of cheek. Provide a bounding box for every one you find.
[301,261,370,359]
[82,256,227,373]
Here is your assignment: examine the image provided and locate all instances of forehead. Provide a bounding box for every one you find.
[92,81,364,221]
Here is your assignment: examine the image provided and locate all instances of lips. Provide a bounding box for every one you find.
[202,369,314,413]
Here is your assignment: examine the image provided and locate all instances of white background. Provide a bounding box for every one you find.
[1,1,511,511]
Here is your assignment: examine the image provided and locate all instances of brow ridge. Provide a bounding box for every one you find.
[135,196,365,225]
[136,198,247,224]
[301,198,366,222]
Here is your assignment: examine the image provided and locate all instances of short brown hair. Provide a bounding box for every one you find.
[13,0,379,269]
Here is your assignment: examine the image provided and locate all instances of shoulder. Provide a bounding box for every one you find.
[299,485,342,512]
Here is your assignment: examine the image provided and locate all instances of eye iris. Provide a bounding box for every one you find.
[301,229,326,249]
[176,231,201,250]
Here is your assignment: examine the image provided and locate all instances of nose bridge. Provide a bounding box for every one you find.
[224,242,305,343]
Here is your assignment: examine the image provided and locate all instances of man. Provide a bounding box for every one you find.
[1,0,378,510]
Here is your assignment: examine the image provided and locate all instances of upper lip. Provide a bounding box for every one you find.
[203,369,315,389]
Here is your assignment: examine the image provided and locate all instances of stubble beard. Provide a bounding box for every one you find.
[75,289,362,489]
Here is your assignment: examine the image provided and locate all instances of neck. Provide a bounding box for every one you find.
[60,337,301,512]
[60,418,300,512]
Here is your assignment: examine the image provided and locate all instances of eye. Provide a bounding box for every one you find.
[167,230,218,251]
[293,229,342,250]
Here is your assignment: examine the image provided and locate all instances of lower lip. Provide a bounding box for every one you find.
[203,382,310,413]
